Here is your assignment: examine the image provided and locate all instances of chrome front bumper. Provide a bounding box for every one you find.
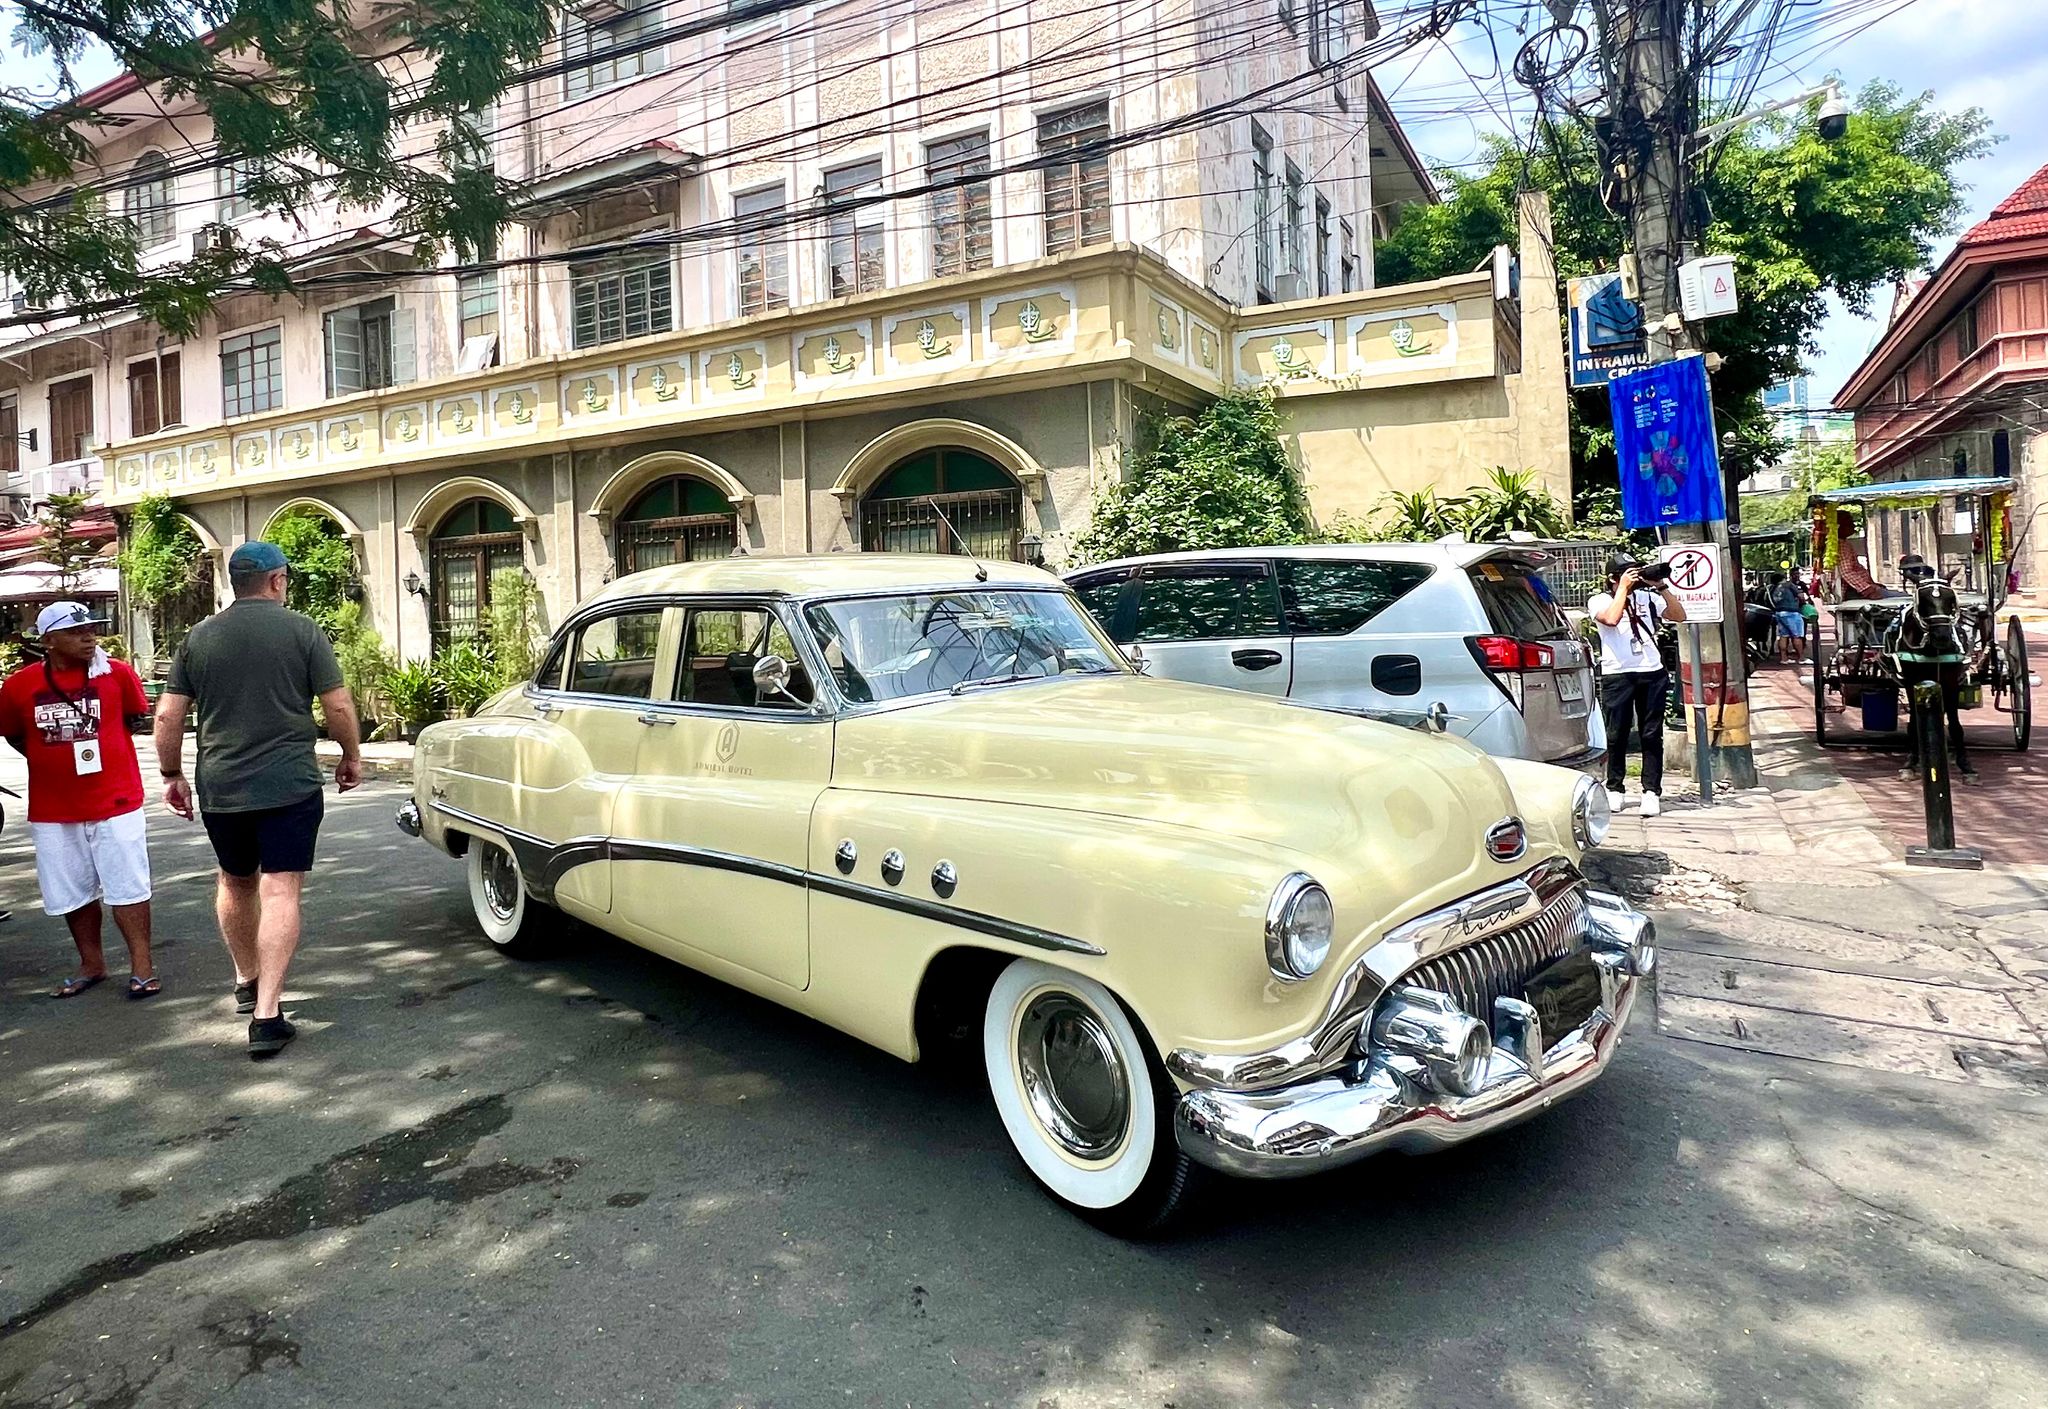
[1174,890,1653,1179]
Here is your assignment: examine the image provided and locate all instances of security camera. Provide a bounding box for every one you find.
[1816,88,1850,142]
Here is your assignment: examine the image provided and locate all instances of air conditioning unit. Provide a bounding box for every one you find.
[191,224,234,257]
[573,0,630,20]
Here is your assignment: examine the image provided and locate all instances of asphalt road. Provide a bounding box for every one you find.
[2,778,2046,1407]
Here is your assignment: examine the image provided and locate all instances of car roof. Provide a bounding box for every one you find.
[588,553,1061,605]
[1064,541,1552,576]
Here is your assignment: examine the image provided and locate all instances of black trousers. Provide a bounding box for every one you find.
[1601,669,1668,794]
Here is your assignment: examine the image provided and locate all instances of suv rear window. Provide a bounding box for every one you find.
[1278,558,1433,635]
[1468,558,1570,639]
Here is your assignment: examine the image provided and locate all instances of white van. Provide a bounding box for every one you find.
[1065,543,1603,765]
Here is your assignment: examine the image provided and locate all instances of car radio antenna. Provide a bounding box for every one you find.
[921,496,990,582]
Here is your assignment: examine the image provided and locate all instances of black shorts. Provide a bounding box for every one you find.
[202,791,325,877]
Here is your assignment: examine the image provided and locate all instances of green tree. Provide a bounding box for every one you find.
[1075,391,1312,562]
[2,1,552,335]
[268,508,358,628]
[38,489,101,593]
[117,492,207,658]
[1373,83,1991,495]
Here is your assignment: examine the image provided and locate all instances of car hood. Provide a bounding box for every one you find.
[830,675,1531,908]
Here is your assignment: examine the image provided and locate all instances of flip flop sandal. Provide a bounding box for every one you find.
[127,976,163,1001]
[55,974,107,999]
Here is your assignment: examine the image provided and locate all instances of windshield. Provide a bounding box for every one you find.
[803,589,1124,703]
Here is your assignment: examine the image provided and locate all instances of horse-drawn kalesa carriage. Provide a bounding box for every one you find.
[1809,476,2032,766]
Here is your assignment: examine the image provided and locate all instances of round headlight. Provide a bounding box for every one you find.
[1572,774,1611,849]
[1266,874,1334,980]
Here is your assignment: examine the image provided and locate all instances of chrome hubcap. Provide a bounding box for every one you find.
[480,846,520,922]
[1016,993,1131,1159]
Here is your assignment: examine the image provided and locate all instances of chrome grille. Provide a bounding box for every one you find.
[1399,887,1587,1022]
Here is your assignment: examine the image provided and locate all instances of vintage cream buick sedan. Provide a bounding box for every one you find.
[398,555,1652,1233]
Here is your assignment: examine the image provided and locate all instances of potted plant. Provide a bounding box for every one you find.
[384,660,441,742]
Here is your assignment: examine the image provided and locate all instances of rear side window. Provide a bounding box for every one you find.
[567,608,666,699]
[1279,559,1433,635]
[1133,565,1284,641]
[1468,558,1570,639]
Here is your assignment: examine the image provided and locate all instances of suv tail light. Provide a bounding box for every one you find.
[1467,635,1554,708]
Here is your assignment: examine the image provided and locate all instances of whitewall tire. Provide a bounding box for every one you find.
[982,957,1200,1234]
[464,837,553,957]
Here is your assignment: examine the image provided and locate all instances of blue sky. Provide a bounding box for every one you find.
[1388,0,2048,407]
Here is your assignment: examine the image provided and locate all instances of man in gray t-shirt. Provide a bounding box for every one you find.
[155,541,362,1059]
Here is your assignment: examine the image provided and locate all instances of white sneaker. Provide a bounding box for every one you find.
[1605,788,1627,813]
[1639,791,1662,818]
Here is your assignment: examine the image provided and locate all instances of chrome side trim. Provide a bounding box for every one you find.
[425,802,1104,958]
[1166,858,1583,1094]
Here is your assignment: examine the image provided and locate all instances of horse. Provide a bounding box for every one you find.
[1891,578,1975,779]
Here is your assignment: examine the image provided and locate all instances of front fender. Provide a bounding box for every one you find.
[1491,755,1594,862]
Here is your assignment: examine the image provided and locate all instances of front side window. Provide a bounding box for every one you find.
[1040,102,1111,255]
[563,4,664,99]
[567,609,667,700]
[927,131,992,276]
[804,589,1120,703]
[127,352,183,437]
[1279,558,1433,635]
[825,159,885,298]
[571,250,674,348]
[734,185,789,316]
[676,607,814,710]
[1134,565,1286,642]
[126,151,174,247]
[48,377,92,463]
[221,326,283,418]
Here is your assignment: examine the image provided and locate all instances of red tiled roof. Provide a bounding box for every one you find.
[1959,161,2048,247]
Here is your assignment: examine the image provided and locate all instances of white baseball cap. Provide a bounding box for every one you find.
[34,601,109,635]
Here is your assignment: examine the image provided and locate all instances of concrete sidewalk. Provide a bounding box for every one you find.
[1593,674,2048,1095]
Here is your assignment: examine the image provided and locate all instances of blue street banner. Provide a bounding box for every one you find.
[1609,355,1725,529]
[1567,273,1649,387]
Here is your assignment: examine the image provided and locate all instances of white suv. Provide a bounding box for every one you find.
[1065,543,1603,766]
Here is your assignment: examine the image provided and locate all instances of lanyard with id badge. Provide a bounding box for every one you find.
[43,660,103,775]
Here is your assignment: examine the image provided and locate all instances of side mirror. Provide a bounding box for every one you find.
[1122,643,1151,675]
[751,653,796,702]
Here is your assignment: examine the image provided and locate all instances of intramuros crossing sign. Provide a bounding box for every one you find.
[1656,544,1724,622]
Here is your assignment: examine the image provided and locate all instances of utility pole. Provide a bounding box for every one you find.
[1605,0,1759,790]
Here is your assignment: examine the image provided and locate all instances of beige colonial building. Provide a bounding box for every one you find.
[0,1,1568,662]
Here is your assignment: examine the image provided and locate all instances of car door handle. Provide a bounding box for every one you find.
[532,699,562,718]
[635,712,675,727]
[1231,649,1285,671]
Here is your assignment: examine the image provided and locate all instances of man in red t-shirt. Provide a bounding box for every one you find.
[0,602,158,998]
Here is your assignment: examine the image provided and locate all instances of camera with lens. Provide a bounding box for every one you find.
[1637,561,1673,585]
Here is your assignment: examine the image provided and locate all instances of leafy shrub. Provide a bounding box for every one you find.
[269,509,359,629]
[1460,467,1569,540]
[118,493,208,660]
[433,641,501,717]
[1365,488,1465,543]
[328,602,396,736]
[383,660,440,730]
[485,569,545,688]
[1075,390,1313,562]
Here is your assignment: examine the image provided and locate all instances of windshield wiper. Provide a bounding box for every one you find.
[949,672,1051,696]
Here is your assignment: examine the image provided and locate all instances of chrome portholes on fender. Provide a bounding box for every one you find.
[834,838,858,874]
[982,958,1203,1235]
[463,836,556,959]
[931,859,958,898]
[880,849,907,885]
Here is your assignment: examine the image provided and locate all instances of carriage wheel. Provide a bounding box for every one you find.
[2007,617,2031,752]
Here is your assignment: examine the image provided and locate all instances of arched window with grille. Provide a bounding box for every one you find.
[615,475,738,575]
[859,449,1023,560]
[430,498,524,650]
[127,151,175,248]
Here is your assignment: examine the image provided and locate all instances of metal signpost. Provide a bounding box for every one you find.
[1658,543,1724,807]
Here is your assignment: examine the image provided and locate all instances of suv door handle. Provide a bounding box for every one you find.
[635,712,676,727]
[1231,648,1284,671]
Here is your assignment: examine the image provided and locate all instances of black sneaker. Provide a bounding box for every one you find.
[234,981,257,1015]
[247,1015,297,1058]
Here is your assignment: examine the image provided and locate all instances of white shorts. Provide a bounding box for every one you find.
[30,807,153,915]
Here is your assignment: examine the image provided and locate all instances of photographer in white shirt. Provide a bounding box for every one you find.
[1586,555,1686,817]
